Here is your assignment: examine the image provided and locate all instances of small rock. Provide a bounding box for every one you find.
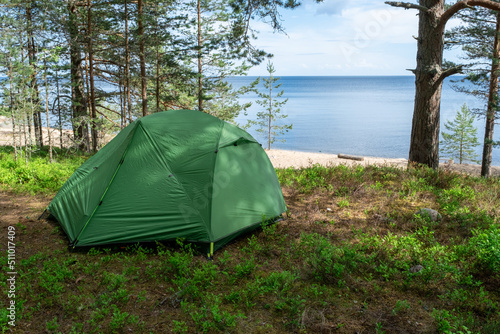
[409,265,424,273]
[326,208,332,212]
[416,208,442,222]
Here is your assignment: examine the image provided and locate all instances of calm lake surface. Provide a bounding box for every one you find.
[230,76,500,166]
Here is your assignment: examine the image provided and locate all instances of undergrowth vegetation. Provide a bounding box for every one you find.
[1,149,499,333]
[0,146,87,194]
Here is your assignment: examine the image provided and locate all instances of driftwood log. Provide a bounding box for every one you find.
[337,154,364,161]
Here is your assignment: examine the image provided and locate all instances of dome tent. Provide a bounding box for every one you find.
[47,110,286,256]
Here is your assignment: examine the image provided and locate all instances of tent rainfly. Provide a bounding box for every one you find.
[46,110,286,256]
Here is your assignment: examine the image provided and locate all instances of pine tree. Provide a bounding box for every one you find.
[204,80,256,123]
[188,0,267,119]
[445,6,500,177]
[440,104,480,164]
[253,61,291,150]
[386,0,500,169]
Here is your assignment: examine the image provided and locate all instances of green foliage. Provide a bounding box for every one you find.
[0,147,86,194]
[446,7,500,172]
[45,316,59,333]
[181,294,244,332]
[299,233,371,283]
[109,305,139,333]
[440,104,480,164]
[251,60,292,150]
[204,80,256,124]
[276,163,368,194]
[172,320,189,333]
[459,224,500,274]
[189,0,267,117]
[392,300,410,315]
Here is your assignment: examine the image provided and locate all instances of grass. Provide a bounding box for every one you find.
[1,149,500,333]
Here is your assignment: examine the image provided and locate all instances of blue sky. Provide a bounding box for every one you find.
[246,1,427,76]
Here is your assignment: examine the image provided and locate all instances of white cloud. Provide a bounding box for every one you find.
[247,2,420,76]
[315,0,351,16]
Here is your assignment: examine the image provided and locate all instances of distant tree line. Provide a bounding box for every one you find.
[0,0,300,158]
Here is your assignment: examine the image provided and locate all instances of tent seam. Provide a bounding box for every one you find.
[72,122,140,246]
[207,120,225,242]
[49,124,137,202]
[138,121,210,236]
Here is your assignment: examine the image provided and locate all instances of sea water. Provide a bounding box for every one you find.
[230,76,500,166]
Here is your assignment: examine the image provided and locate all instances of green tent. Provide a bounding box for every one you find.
[47,110,286,255]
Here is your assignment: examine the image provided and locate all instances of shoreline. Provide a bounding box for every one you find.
[265,149,500,177]
[2,116,499,177]
[265,149,408,169]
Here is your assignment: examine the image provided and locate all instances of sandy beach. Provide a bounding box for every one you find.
[266,149,408,169]
[1,116,499,177]
[265,149,500,177]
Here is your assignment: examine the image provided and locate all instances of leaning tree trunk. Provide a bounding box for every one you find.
[387,0,500,169]
[481,11,500,178]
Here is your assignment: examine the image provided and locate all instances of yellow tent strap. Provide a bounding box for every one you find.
[207,242,214,259]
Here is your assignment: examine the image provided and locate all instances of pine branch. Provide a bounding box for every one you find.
[436,65,464,86]
[441,65,465,79]
[95,108,121,128]
[440,0,500,29]
[385,2,429,12]
[96,104,121,116]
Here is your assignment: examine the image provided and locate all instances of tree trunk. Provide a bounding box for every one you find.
[197,0,203,111]
[155,4,160,113]
[156,47,160,113]
[138,0,148,116]
[268,82,272,150]
[119,69,125,129]
[87,0,98,152]
[481,11,500,177]
[55,68,63,149]
[8,52,18,161]
[18,33,29,162]
[43,56,53,163]
[408,1,447,169]
[125,0,131,124]
[68,0,89,151]
[387,0,500,169]
[460,130,464,164]
[26,3,43,148]
[20,39,31,163]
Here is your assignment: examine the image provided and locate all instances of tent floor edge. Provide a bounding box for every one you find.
[52,214,285,256]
